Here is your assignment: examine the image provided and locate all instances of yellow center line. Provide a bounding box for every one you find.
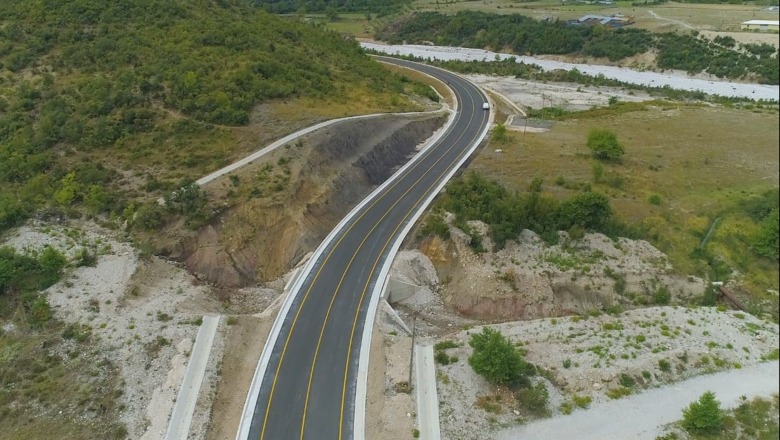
[259,61,466,440]
[337,89,488,439]
[298,80,473,439]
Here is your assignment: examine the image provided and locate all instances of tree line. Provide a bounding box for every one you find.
[421,172,634,251]
[251,0,411,14]
[376,11,778,84]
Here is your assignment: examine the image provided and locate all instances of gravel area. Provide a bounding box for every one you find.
[432,306,779,440]
[3,221,222,439]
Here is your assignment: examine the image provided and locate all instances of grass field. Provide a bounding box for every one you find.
[411,0,778,32]
[469,101,779,310]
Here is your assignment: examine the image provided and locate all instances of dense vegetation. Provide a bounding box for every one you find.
[0,0,423,235]
[0,246,66,328]
[377,11,779,84]
[421,172,632,250]
[252,0,411,14]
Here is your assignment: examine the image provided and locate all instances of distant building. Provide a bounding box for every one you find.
[741,19,780,32]
[566,14,635,28]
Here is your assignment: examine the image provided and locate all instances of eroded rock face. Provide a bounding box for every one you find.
[426,222,707,321]
[179,114,446,287]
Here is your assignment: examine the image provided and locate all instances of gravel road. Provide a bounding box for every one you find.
[495,361,779,440]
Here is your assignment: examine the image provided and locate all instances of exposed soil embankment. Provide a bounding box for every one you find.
[417,218,706,321]
[177,114,447,287]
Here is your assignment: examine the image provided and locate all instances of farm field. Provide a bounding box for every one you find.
[411,0,779,33]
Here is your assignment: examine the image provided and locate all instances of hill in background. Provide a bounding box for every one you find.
[0,0,426,233]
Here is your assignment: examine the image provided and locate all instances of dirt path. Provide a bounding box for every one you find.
[648,10,696,30]
[495,361,779,440]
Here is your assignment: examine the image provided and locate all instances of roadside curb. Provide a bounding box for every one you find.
[165,314,221,440]
[415,345,441,440]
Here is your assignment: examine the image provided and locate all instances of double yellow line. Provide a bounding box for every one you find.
[259,63,486,440]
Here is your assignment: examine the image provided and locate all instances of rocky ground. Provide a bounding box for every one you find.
[377,216,778,440]
[426,219,707,320]
[432,306,778,440]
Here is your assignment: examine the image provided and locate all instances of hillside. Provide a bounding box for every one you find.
[0,0,428,234]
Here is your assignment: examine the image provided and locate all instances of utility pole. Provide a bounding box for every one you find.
[522,115,528,147]
[494,149,504,182]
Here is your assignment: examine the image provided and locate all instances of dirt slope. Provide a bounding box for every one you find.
[167,113,446,288]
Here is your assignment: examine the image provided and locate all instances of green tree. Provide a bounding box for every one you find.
[557,191,612,231]
[492,123,508,143]
[468,327,533,386]
[325,6,339,21]
[682,391,724,435]
[587,128,624,161]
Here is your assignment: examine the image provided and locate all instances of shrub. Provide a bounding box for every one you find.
[658,359,672,373]
[74,247,98,267]
[468,327,534,386]
[587,128,624,161]
[492,123,509,143]
[682,391,724,434]
[435,340,460,351]
[648,194,662,205]
[420,213,450,240]
[654,286,671,305]
[516,382,549,415]
[606,386,632,399]
[572,394,592,408]
[434,350,452,365]
[618,373,636,388]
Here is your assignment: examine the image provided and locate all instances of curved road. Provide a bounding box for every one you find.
[240,57,490,440]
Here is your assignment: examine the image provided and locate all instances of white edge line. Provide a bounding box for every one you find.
[235,96,455,439]
[353,78,493,440]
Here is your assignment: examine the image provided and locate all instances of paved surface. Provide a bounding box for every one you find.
[242,58,489,440]
[497,361,780,440]
[165,314,220,440]
[415,345,441,440]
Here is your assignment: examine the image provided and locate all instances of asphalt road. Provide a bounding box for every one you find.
[246,57,489,440]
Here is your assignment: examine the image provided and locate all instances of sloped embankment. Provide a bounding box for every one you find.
[179,113,447,287]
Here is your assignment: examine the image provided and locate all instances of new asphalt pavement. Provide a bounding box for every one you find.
[244,57,490,440]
